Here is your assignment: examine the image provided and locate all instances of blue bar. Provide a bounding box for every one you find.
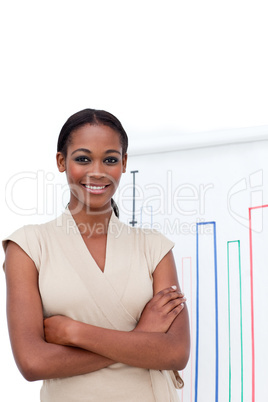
[195,222,219,402]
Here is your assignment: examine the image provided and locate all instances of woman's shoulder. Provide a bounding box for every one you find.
[2,214,62,252]
[115,214,174,248]
[115,219,175,274]
[2,214,65,271]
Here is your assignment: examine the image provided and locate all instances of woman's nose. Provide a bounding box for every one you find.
[87,161,105,178]
[89,172,105,179]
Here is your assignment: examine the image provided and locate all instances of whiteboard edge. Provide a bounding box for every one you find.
[128,125,268,156]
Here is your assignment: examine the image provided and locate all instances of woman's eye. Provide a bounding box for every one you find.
[75,156,91,163]
[104,157,118,164]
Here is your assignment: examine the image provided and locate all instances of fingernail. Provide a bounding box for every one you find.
[171,285,177,290]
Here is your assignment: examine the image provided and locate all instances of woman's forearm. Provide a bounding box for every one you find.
[19,339,114,381]
[69,311,189,371]
[75,326,176,370]
[43,287,190,372]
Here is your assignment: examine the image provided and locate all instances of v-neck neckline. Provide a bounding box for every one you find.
[65,207,116,274]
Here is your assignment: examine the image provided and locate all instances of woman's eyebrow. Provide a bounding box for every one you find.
[105,149,121,155]
[71,148,91,156]
[71,148,121,156]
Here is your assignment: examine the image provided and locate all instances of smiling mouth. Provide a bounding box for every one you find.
[81,183,111,193]
[83,185,108,190]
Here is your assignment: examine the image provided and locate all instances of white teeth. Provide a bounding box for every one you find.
[84,185,106,190]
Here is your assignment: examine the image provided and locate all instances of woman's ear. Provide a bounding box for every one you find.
[122,153,128,173]
[56,152,66,172]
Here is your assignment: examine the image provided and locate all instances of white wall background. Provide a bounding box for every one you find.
[1,0,268,400]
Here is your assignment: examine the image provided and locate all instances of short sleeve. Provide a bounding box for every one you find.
[143,229,175,276]
[2,225,41,271]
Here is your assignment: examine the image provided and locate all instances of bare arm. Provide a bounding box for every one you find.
[5,241,114,382]
[45,251,190,371]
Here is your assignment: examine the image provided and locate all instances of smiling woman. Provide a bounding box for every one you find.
[57,123,127,218]
[2,108,190,402]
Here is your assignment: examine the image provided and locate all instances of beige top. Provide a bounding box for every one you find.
[3,208,181,402]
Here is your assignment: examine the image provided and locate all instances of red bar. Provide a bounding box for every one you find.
[249,204,268,402]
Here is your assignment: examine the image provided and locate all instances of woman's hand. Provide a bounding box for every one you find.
[44,315,76,346]
[134,286,186,333]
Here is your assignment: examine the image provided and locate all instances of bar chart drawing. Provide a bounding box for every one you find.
[249,204,268,402]
[119,137,268,401]
[195,222,219,402]
[227,240,244,402]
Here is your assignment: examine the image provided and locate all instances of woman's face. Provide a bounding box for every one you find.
[57,123,127,214]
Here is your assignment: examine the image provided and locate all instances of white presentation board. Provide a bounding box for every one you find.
[117,135,268,402]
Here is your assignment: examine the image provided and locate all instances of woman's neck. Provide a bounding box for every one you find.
[68,200,113,237]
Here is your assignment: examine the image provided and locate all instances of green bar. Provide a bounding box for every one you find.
[227,240,243,402]
[227,242,231,402]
